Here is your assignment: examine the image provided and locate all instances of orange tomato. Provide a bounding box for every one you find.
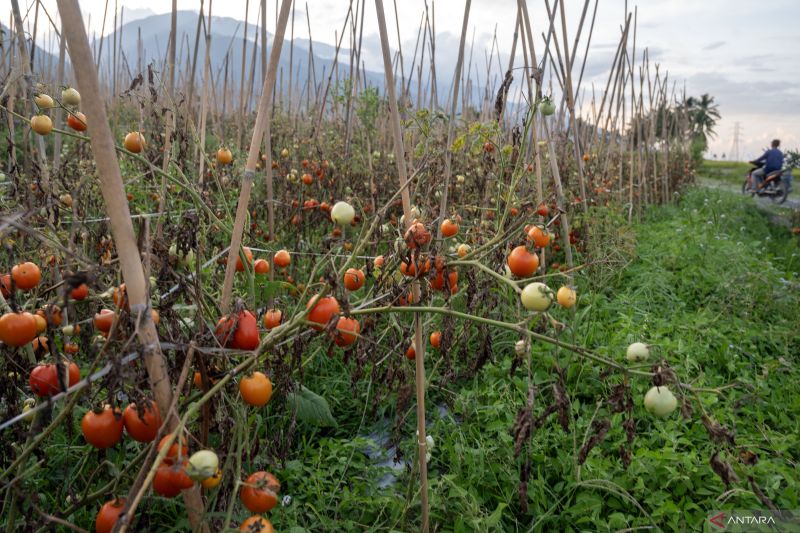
[306,295,340,331]
[440,219,459,238]
[93,309,117,333]
[0,312,38,347]
[95,499,128,533]
[216,147,233,164]
[254,259,270,275]
[11,262,41,290]
[507,245,540,277]
[262,309,282,330]
[239,515,274,533]
[430,331,441,349]
[333,317,360,347]
[235,247,254,272]
[123,131,146,153]
[527,226,551,248]
[240,471,280,513]
[343,268,365,291]
[239,371,273,407]
[273,249,291,268]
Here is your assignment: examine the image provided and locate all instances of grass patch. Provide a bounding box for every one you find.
[700,159,752,185]
[271,186,799,531]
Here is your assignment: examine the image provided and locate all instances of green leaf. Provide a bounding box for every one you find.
[256,279,294,300]
[287,386,337,427]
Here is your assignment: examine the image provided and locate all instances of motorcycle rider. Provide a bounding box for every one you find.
[749,139,783,189]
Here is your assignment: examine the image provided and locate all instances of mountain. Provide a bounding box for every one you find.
[93,11,386,104]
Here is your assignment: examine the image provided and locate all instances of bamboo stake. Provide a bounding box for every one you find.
[219,0,293,314]
[237,0,250,150]
[53,0,207,529]
[434,0,470,239]
[187,1,205,114]
[374,1,429,530]
[155,0,179,240]
[261,0,267,79]
[518,0,575,270]
[53,20,66,170]
[198,0,214,182]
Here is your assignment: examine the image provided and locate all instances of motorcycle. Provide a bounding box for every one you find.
[742,162,793,204]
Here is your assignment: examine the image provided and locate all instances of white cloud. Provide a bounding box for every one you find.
[4,0,799,157]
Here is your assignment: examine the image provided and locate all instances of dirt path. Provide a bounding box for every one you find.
[697,176,798,227]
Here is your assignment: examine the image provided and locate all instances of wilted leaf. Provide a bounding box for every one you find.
[286,386,337,427]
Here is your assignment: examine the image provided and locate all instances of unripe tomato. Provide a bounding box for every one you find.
[520,282,553,312]
[30,114,53,135]
[61,87,81,106]
[330,201,355,225]
[34,93,55,109]
[186,450,219,481]
[556,286,576,308]
[626,342,650,362]
[643,386,678,417]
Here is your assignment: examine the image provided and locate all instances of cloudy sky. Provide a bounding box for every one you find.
[5,0,799,160]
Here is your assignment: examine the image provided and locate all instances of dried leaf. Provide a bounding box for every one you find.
[710,451,740,487]
[577,419,611,465]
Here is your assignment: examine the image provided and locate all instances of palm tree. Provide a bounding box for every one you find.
[683,94,720,144]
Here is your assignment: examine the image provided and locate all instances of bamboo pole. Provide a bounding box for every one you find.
[518,0,575,270]
[53,21,66,170]
[374,1,430,531]
[237,0,250,150]
[155,0,179,240]
[198,0,214,181]
[53,0,207,529]
[219,0,293,314]
[434,0,470,239]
